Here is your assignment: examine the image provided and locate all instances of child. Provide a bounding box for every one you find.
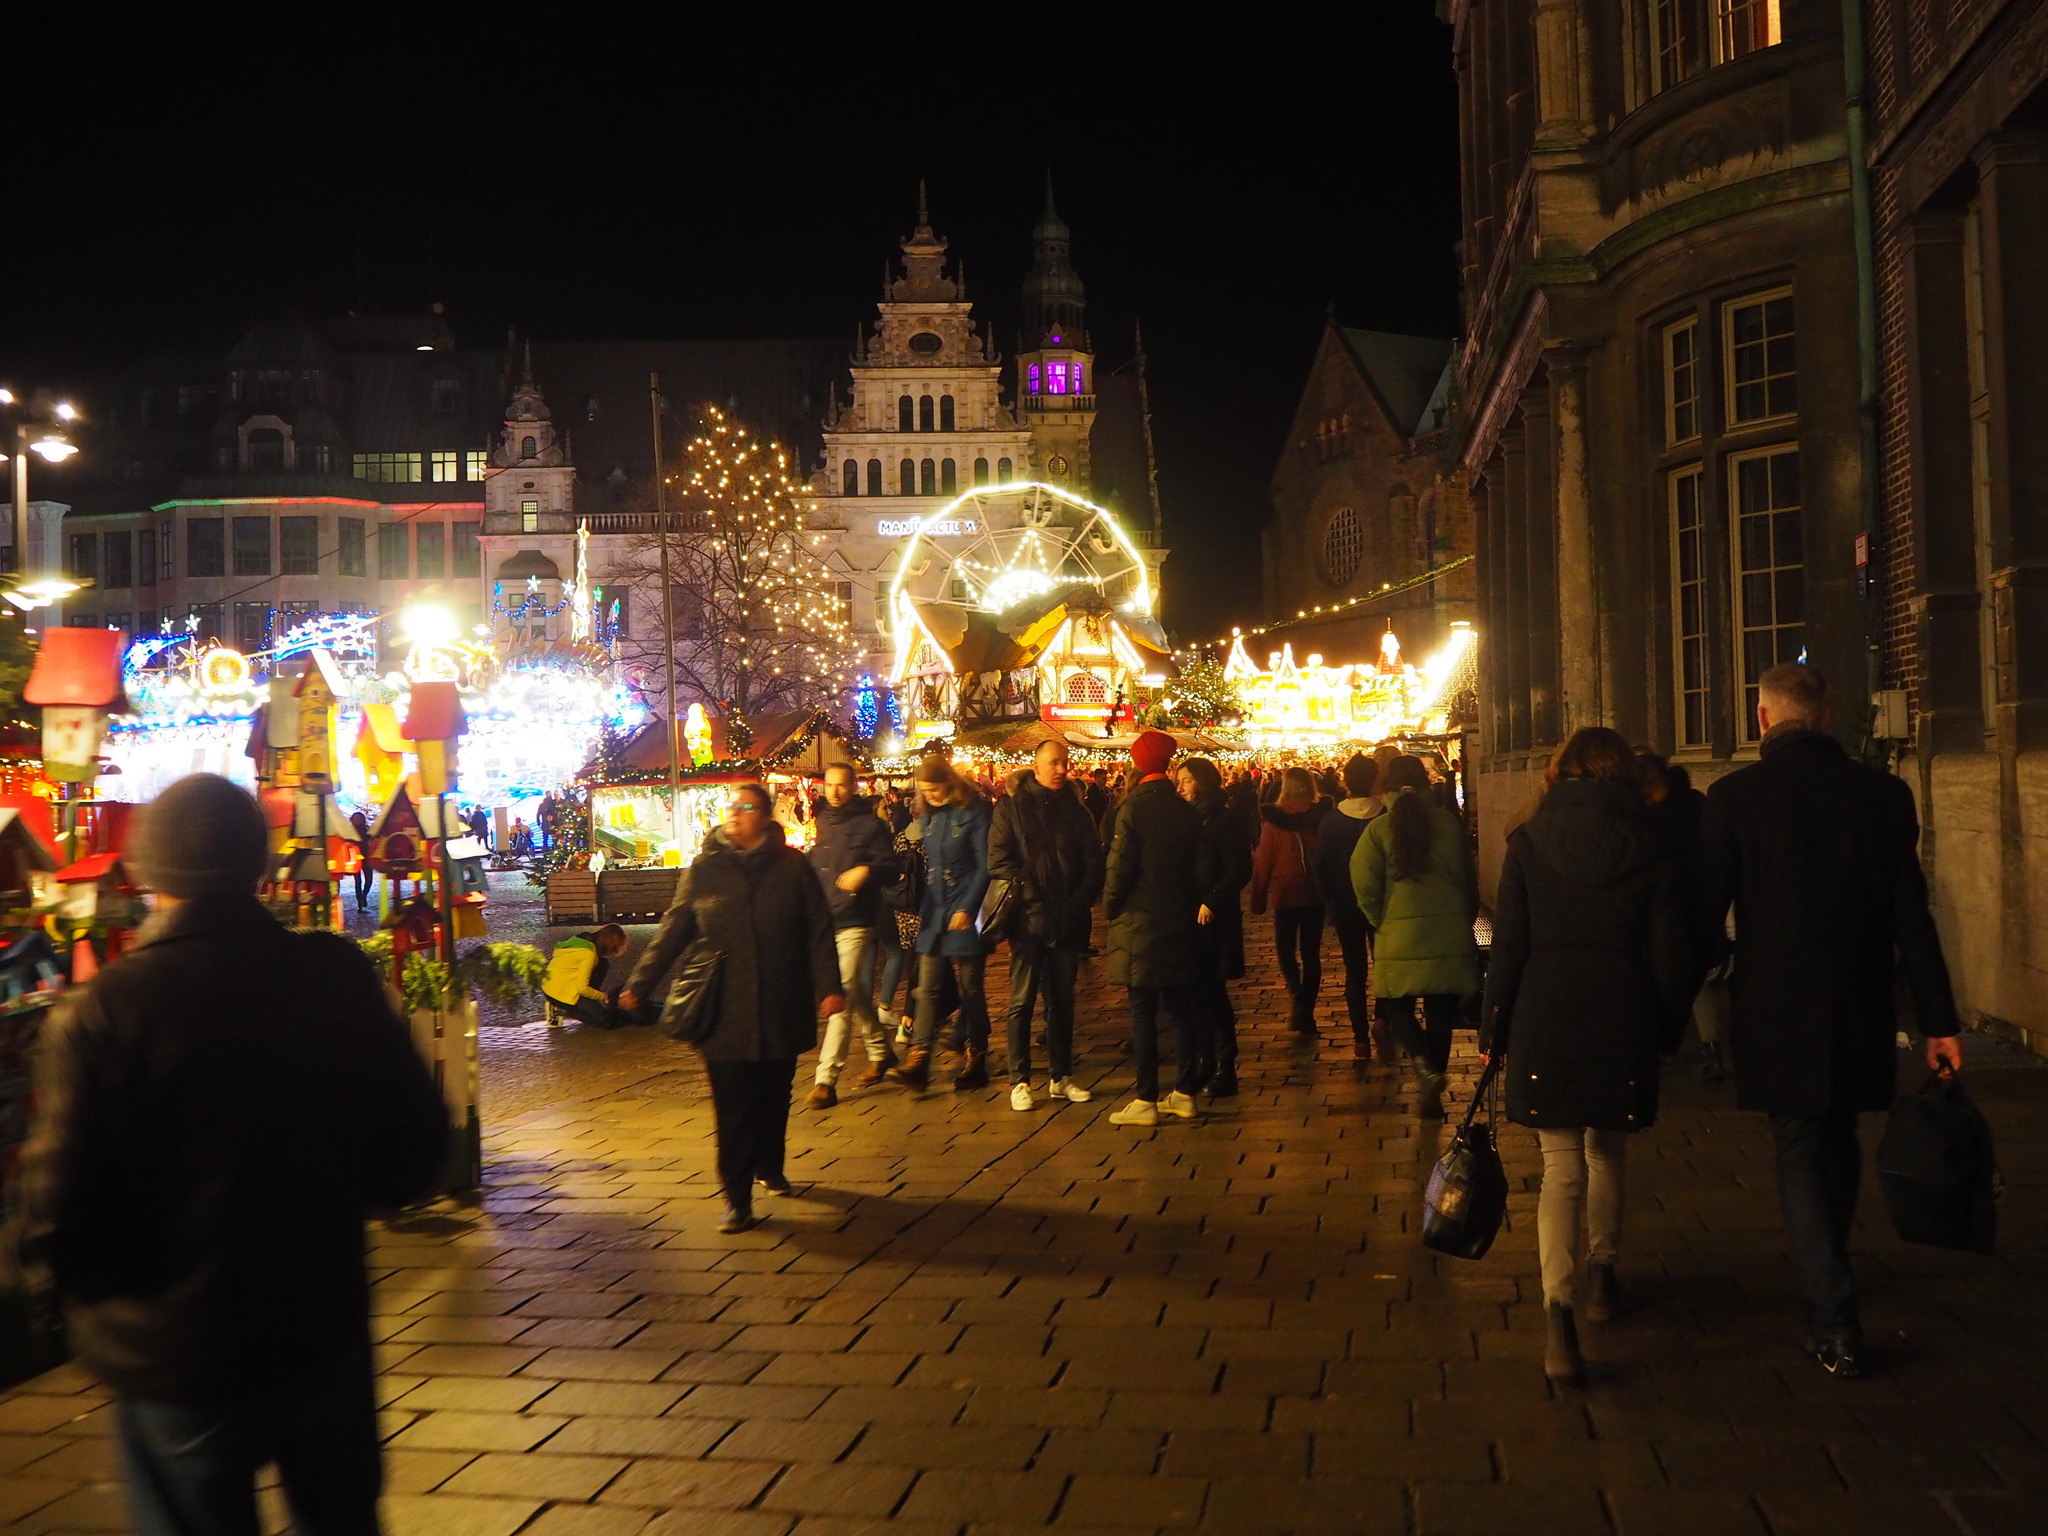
[542,924,630,1027]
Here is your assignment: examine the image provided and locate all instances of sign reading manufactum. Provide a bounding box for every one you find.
[876,518,979,538]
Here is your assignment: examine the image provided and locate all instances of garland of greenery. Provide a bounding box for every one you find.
[356,930,550,1016]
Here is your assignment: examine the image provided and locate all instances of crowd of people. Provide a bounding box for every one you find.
[623,661,1964,1391]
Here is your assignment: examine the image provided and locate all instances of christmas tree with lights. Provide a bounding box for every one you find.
[620,404,859,727]
[1163,652,1244,728]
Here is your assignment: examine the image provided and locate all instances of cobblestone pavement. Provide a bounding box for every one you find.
[4,891,2047,1535]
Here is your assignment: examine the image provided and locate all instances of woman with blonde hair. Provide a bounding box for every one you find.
[1480,726,1692,1385]
[1250,765,1331,1034]
[886,756,993,1092]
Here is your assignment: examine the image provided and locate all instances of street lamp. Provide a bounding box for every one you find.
[0,387,85,609]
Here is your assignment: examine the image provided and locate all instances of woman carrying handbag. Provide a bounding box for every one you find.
[620,783,842,1234]
[1480,728,1694,1385]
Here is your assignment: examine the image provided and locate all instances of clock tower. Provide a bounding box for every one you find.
[1016,177,1097,492]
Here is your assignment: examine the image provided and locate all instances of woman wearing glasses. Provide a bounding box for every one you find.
[621,782,842,1234]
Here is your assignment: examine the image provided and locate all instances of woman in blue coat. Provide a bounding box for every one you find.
[886,756,993,1092]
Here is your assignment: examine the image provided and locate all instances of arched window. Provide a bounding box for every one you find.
[974,456,989,486]
[1029,363,1041,395]
[898,396,914,432]
[247,428,286,472]
[521,435,538,460]
[997,457,1013,481]
[941,459,957,495]
[899,459,915,496]
[939,395,955,431]
[1065,672,1107,704]
[918,395,935,432]
[866,458,882,496]
[920,458,936,496]
[841,459,858,496]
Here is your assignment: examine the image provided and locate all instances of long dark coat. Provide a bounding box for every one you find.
[1192,789,1250,981]
[1104,776,1204,989]
[988,770,1105,947]
[1699,726,1958,1117]
[628,823,840,1063]
[1480,779,1695,1132]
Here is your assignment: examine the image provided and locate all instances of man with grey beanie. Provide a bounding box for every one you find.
[9,773,449,1536]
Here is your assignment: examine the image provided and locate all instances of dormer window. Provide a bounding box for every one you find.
[521,435,538,460]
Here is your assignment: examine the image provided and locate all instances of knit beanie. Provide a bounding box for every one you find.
[1129,729,1176,779]
[135,773,272,899]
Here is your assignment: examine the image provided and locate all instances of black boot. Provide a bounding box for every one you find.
[1545,1303,1585,1387]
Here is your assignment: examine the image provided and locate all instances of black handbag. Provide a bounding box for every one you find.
[1878,1071,1998,1254]
[976,877,1017,947]
[657,937,725,1045]
[1421,1058,1508,1261]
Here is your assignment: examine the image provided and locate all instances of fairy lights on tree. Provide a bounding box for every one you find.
[615,403,858,723]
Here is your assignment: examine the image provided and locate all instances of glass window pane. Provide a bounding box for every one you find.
[416,524,446,579]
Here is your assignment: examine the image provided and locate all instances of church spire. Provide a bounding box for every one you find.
[1022,172,1085,349]
[893,181,957,303]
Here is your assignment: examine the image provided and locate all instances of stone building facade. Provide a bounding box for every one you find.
[1261,318,1472,666]
[1448,0,1866,896]
[1868,0,2048,1041]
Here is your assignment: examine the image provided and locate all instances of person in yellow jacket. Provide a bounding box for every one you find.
[542,925,630,1027]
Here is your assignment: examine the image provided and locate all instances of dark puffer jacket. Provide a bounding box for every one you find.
[1193,789,1251,981]
[1480,779,1694,1132]
[12,897,449,1401]
[989,770,1105,947]
[628,822,840,1062]
[1104,777,1205,988]
[808,794,901,930]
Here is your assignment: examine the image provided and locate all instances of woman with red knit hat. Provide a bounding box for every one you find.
[1103,729,1206,1126]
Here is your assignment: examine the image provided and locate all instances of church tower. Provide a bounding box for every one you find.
[1016,178,1097,492]
[478,345,577,643]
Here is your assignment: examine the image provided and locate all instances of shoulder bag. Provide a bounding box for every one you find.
[1421,1057,1508,1261]
[658,936,725,1045]
[1878,1069,1998,1254]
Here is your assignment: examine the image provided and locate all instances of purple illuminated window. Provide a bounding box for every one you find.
[1049,362,1067,395]
[1073,363,1085,393]
[1028,363,1041,393]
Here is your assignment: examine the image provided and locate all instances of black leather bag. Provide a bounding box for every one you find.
[657,938,725,1045]
[1422,1058,1508,1261]
[1879,1071,1998,1254]
[976,877,1017,948]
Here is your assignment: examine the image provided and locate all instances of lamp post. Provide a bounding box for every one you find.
[0,387,84,609]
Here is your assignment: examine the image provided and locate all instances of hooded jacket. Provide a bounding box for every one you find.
[1481,778,1694,1131]
[1250,799,1330,913]
[989,769,1105,947]
[627,821,841,1061]
[1314,797,1381,923]
[808,793,901,930]
[12,896,449,1401]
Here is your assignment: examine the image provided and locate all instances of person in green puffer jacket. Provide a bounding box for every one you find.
[1351,753,1479,1118]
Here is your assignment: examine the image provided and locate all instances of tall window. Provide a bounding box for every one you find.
[866,459,882,495]
[67,533,98,582]
[281,516,319,575]
[898,396,914,432]
[352,452,422,482]
[188,603,224,642]
[235,602,269,652]
[430,450,460,482]
[1717,0,1780,60]
[1073,363,1085,393]
[454,522,481,579]
[1664,319,1700,445]
[247,428,286,472]
[416,523,447,579]
[918,396,935,432]
[1725,289,1796,424]
[1730,446,1804,740]
[974,456,989,486]
[232,516,271,576]
[104,532,132,589]
[465,450,488,479]
[1648,1,1777,93]
[188,518,224,578]
[842,459,858,495]
[520,435,537,459]
[920,458,936,496]
[939,395,955,431]
[161,526,176,581]
[379,523,410,579]
[338,518,367,577]
[521,499,539,533]
[1029,363,1041,394]
[1049,362,1069,395]
[998,457,1013,481]
[941,459,957,495]
[899,459,915,496]
[1669,468,1710,747]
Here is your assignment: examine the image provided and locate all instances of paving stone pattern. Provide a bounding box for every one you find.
[4,894,2047,1535]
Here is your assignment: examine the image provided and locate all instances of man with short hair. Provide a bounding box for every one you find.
[1700,662,1961,1378]
[806,762,902,1107]
[989,741,1105,1110]
[13,772,450,1535]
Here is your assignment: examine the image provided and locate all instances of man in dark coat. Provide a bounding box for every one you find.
[1180,757,1251,1096]
[805,763,903,1107]
[1699,663,1962,1376]
[989,742,1106,1107]
[11,773,450,1535]
[1104,730,1205,1126]
[622,783,842,1232]
[1314,752,1384,1060]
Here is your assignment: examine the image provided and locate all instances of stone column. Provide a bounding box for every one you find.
[1520,373,1562,748]
[1501,414,1531,752]
[1547,347,1602,732]
[1533,0,1593,146]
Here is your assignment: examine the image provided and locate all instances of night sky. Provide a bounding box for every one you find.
[6,6,1459,634]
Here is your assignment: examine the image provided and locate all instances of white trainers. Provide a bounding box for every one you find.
[1009,1081,1035,1112]
[1109,1099,1160,1127]
[1048,1077,1093,1103]
[1160,1090,1197,1120]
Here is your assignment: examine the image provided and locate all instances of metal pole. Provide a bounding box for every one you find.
[651,375,681,844]
[12,429,27,576]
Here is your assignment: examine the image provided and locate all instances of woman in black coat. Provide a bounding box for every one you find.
[622,783,842,1233]
[1177,757,1250,1097]
[1481,727,1693,1386]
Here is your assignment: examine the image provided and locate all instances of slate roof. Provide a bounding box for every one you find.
[1337,328,1456,441]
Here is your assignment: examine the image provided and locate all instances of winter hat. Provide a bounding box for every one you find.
[1129,729,1176,779]
[135,773,272,899]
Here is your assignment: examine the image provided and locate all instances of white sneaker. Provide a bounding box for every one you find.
[1160,1090,1197,1120]
[1109,1099,1159,1127]
[1048,1077,1093,1103]
[1009,1081,1034,1112]
[895,1020,913,1047]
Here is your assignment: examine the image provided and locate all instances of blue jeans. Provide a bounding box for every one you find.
[1130,985,1198,1101]
[914,952,989,1054]
[117,1340,381,1536]
[875,924,911,1014]
[1771,1109,1863,1343]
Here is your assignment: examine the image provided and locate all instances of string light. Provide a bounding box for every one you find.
[1178,553,1476,655]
